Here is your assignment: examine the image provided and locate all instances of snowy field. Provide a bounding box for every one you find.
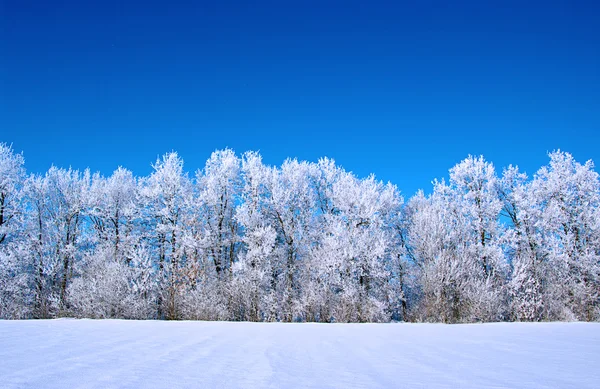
[0,320,598,389]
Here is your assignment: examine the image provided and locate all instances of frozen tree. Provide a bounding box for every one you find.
[69,167,156,319]
[0,143,25,246]
[7,167,90,317]
[231,152,276,320]
[331,174,399,322]
[88,167,138,261]
[501,152,600,321]
[302,159,401,322]
[35,167,91,313]
[525,151,600,320]
[140,152,191,319]
[500,165,548,321]
[265,159,317,321]
[21,174,51,318]
[68,244,155,319]
[405,156,508,323]
[235,155,316,321]
[0,144,28,318]
[0,144,598,322]
[447,156,508,319]
[404,188,468,322]
[229,225,278,321]
[197,149,242,275]
[174,149,243,319]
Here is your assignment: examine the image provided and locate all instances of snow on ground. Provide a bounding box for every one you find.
[0,320,598,389]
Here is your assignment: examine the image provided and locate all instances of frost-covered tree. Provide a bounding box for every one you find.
[197,149,242,275]
[308,169,400,322]
[88,167,138,261]
[293,158,404,323]
[404,188,468,322]
[39,167,91,312]
[22,174,52,318]
[517,152,600,320]
[68,244,155,319]
[231,152,276,320]
[405,156,508,323]
[140,152,191,319]
[229,225,278,321]
[447,156,508,319]
[0,143,28,318]
[67,167,157,319]
[500,165,548,321]
[236,156,317,321]
[0,143,25,246]
[0,145,598,322]
[266,159,317,321]
[176,149,243,320]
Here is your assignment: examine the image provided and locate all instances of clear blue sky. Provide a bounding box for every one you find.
[1,0,599,196]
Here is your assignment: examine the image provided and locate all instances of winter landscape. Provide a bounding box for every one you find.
[3,1,600,387]
[1,142,600,387]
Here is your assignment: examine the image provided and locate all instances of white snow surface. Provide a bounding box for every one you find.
[0,320,598,389]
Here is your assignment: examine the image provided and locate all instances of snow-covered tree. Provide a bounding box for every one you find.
[197,149,242,275]
[229,225,278,321]
[519,152,600,320]
[41,167,91,312]
[68,244,155,319]
[266,159,317,321]
[21,174,51,318]
[301,159,402,322]
[500,165,547,321]
[405,156,508,323]
[88,167,138,261]
[0,144,598,322]
[0,143,25,246]
[0,143,28,318]
[140,152,191,319]
[236,155,317,321]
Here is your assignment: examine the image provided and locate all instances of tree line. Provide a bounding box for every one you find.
[0,143,598,322]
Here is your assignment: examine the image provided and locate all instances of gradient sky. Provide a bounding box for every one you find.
[1,0,599,197]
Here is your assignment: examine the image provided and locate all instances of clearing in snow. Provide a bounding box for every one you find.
[0,320,598,388]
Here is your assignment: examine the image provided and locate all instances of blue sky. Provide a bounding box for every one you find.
[1,0,599,196]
